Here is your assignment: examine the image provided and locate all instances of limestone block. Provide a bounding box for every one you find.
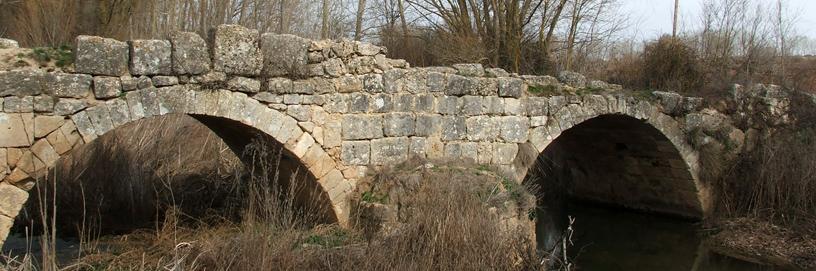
[370,94,393,113]
[500,116,529,143]
[410,137,426,158]
[107,99,131,127]
[530,116,548,127]
[357,42,384,56]
[452,63,484,77]
[370,137,410,165]
[653,91,683,115]
[0,113,34,147]
[46,126,71,155]
[383,69,405,93]
[334,76,363,93]
[393,94,415,112]
[33,96,55,113]
[548,96,567,114]
[0,183,28,217]
[342,115,383,140]
[466,116,499,141]
[528,126,551,152]
[0,70,46,97]
[426,71,447,93]
[341,141,370,165]
[286,105,311,122]
[525,97,549,116]
[362,74,384,93]
[33,116,64,138]
[415,94,435,112]
[152,76,179,87]
[324,94,349,113]
[323,58,346,77]
[120,76,138,91]
[445,74,479,96]
[136,76,154,89]
[93,77,122,99]
[30,139,59,166]
[324,121,342,148]
[283,94,302,105]
[70,111,97,143]
[557,71,587,88]
[0,38,19,48]
[227,76,261,93]
[498,77,524,98]
[504,98,524,115]
[462,96,485,116]
[486,96,505,115]
[170,31,211,75]
[485,68,510,78]
[85,105,114,135]
[445,142,478,163]
[129,39,172,75]
[3,96,33,113]
[477,142,494,164]
[493,143,518,165]
[212,25,262,76]
[425,137,445,160]
[260,33,310,77]
[75,35,129,76]
[384,113,415,137]
[332,40,355,58]
[415,114,442,137]
[437,96,462,115]
[440,116,466,141]
[348,93,368,113]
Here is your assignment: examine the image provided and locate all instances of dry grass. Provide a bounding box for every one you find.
[3,114,545,270]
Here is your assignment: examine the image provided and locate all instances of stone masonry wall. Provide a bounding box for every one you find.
[0,24,762,247]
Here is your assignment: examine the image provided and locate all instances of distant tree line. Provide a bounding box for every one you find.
[0,0,813,94]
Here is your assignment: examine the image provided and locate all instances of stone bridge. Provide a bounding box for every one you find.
[0,25,760,246]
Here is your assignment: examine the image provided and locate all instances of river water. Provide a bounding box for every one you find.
[543,203,782,271]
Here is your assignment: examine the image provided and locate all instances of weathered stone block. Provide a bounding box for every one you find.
[384,113,415,137]
[54,99,87,116]
[466,116,499,141]
[452,63,484,77]
[370,137,410,165]
[341,141,370,165]
[0,70,46,97]
[498,77,525,98]
[504,98,524,115]
[152,76,179,87]
[437,96,462,115]
[93,77,122,99]
[415,94,435,112]
[33,96,55,113]
[0,113,34,147]
[0,183,28,217]
[348,93,369,113]
[0,38,19,48]
[85,105,114,135]
[260,33,310,76]
[31,139,59,166]
[526,97,549,116]
[557,71,587,88]
[286,105,311,121]
[445,142,478,162]
[3,96,33,113]
[445,74,479,96]
[33,116,64,138]
[500,116,529,143]
[370,94,393,113]
[324,94,349,113]
[227,77,261,93]
[342,115,383,140]
[485,68,510,77]
[410,137,427,158]
[493,143,518,165]
[129,39,172,75]
[170,31,211,75]
[440,116,466,141]
[75,35,129,76]
[362,74,384,93]
[486,96,504,115]
[357,42,384,56]
[415,114,442,137]
[45,73,91,99]
[334,76,363,93]
[212,24,262,76]
[427,71,447,93]
[462,96,485,116]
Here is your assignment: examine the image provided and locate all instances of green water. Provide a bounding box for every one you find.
[549,203,783,271]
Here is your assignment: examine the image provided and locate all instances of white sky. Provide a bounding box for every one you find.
[620,0,816,40]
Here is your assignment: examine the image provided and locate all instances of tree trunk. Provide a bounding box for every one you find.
[354,0,366,40]
[321,0,330,39]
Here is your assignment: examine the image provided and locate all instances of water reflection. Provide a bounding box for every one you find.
[538,203,781,271]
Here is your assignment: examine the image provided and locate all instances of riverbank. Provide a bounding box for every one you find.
[706,218,816,270]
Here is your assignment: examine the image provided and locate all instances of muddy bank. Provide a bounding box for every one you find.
[706,218,816,270]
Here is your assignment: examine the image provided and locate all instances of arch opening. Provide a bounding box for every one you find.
[7,113,336,244]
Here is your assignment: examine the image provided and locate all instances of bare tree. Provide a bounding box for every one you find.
[354,0,367,40]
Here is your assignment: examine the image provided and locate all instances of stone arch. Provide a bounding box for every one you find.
[522,96,709,218]
[1,86,352,245]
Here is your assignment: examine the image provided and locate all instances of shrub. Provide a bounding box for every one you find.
[642,36,703,95]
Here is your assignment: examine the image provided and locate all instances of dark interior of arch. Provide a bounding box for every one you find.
[524,114,702,220]
[15,114,336,237]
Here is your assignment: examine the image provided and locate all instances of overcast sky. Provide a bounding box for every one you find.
[620,0,816,40]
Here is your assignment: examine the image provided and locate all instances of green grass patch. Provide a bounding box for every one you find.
[361,191,389,204]
[527,84,561,96]
[29,45,74,67]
